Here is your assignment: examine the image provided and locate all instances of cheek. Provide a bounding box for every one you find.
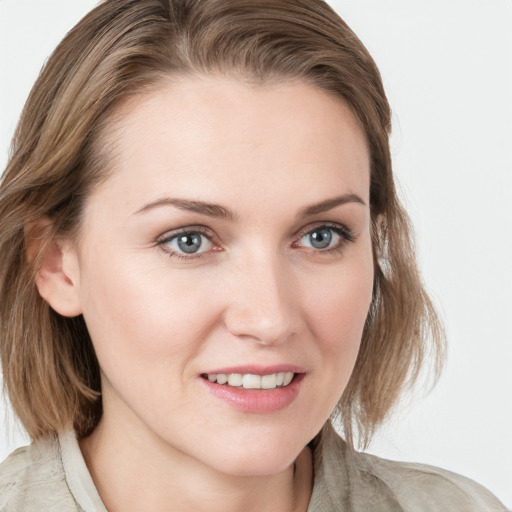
[291,253,373,437]
[77,256,223,427]
[302,259,373,358]
[77,250,218,373]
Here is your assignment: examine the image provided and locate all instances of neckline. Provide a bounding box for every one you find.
[59,430,109,512]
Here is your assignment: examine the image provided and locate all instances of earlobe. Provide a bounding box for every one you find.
[25,219,83,318]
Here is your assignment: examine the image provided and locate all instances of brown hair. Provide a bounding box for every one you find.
[0,0,444,448]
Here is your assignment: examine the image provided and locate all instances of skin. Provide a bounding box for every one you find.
[37,76,374,512]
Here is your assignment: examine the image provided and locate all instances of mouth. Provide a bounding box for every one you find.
[200,367,305,413]
[201,372,296,390]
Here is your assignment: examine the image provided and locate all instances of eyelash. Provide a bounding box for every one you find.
[156,223,356,260]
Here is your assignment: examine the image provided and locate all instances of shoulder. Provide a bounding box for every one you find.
[0,435,79,512]
[314,426,507,512]
[355,450,507,512]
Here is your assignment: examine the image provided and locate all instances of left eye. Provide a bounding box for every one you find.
[162,231,213,254]
[298,227,342,250]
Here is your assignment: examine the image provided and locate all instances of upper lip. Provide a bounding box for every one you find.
[202,364,306,375]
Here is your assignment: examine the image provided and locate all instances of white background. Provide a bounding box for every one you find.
[1,0,511,507]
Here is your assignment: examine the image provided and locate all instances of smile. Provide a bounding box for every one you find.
[203,372,295,389]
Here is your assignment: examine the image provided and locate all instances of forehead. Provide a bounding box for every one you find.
[90,76,370,213]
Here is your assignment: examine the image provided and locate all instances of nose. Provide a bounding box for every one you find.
[222,253,299,346]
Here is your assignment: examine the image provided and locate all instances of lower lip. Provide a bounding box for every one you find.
[200,373,305,413]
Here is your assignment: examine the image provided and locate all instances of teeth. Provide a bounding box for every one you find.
[216,374,228,385]
[261,374,277,389]
[227,374,243,387]
[283,372,294,386]
[206,372,296,389]
[242,374,261,389]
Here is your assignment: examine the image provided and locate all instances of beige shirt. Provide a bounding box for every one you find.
[0,426,507,511]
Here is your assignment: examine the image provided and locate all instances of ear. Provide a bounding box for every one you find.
[25,218,83,317]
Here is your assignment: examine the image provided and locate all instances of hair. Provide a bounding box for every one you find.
[0,0,444,448]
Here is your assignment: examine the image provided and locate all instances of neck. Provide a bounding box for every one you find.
[79,416,313,512]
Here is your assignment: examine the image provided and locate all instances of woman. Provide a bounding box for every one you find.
[0,1,507,510]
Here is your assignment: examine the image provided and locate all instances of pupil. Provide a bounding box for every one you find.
[310,229,332,249]
[177,233,202,253]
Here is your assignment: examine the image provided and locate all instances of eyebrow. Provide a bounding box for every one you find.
[297,193,366,217]
[134,198,238,221]
[134,193,365,221]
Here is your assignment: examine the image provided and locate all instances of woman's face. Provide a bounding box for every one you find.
[67,77,373,475]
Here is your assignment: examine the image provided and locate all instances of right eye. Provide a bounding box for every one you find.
[158,228,218,259]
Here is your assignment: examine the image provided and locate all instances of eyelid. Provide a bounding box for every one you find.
[156,225,215,243]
